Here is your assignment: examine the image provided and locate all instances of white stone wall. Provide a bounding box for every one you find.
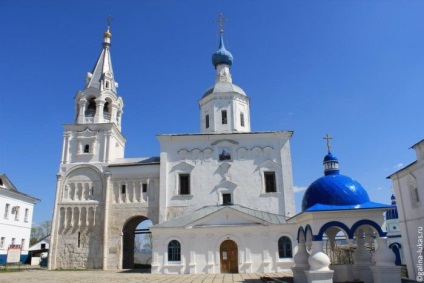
[199,93,251,134]
[61,124,125,165]
[158,132,295,223]
[390,151,424,280]
[105,165,160,269]
[51,166,104,269]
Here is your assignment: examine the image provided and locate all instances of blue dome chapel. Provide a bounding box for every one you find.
[302,135,388,212]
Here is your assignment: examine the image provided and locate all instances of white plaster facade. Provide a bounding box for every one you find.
[48,25,402,282]
[49,26,296,273]
[0,174,39,264]
[388,139,424,281]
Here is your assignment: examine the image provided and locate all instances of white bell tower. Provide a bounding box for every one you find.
[60,24,126,165]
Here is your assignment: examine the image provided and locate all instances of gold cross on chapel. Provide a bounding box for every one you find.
[216,13,227,33]
[323,134,333,153]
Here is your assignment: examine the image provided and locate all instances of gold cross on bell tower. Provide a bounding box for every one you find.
[215,13,228,33]
[107,15,113,27]
[323,134,333,153]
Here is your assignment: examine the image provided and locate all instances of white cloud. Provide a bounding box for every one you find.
[393,163,404,170]
[294,186,307,193]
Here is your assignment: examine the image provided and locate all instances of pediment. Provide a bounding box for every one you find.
[211,139,239,146]
[259,159,281,169]
[171,161,194,172]
[186,207,267,228]
[76,128,98,138]
[214,179,237,191]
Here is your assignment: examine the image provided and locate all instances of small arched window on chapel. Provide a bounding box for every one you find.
[168,240,181,262]
[278,236,292,258]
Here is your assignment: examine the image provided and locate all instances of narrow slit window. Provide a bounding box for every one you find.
[206,114,210,129]
[412,186,420,203]
[84,144,90,153]
[221,110,227,124]
[4,203,9,219]
[121,184,126,194]
[265,172,277,193]
[14,206,19,221]
[78,232,81,248]
[24,209,29,222]
[240,112,245,127]
[179,174,190,195]
[142,183,147,193]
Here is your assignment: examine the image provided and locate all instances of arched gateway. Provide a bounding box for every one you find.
[122,216,150,269]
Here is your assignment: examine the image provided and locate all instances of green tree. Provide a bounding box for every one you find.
[30,220,51,246]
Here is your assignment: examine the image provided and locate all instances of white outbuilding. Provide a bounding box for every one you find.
[0,174,39,264]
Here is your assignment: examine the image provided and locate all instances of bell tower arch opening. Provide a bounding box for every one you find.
[122,216,152,269]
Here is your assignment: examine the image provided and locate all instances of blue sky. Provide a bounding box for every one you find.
[1,0,424,226]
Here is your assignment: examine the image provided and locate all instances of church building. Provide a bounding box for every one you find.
[49,22,403,283]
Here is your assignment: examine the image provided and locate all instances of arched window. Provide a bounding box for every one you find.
[168,240,181,261]
[84,144,90,153]
[85,98,96,117]
[278,236,292,258]
[103,101,110,114]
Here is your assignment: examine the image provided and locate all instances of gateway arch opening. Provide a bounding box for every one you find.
[122,216,152,269]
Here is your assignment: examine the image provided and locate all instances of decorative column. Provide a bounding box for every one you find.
[370,237,401,283]
[352,235,373,283]
[292,240,310,283]
[78,98,87,124]
[94,98,105,123]
[61,131,71,164]
[102,172,111,270]
[103,131,111,162]
[111,103,119,125]
[304,240,334,283]
[188,235,197,274]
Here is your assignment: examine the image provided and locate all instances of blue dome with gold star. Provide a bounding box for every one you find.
[302,151,389,212]
[212,32,233,68]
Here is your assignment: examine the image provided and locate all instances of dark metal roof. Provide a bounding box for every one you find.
[108,157,160,167]
[0,173,40,202]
